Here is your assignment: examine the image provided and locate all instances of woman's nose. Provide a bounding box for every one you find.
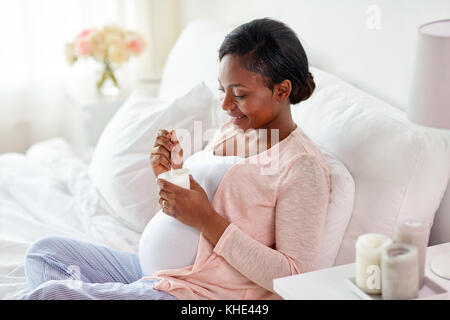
[220,91,236,112]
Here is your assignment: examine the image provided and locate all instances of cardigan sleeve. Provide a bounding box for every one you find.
[213,154,331,293]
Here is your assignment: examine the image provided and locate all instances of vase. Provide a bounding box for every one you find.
[96,62,120,96]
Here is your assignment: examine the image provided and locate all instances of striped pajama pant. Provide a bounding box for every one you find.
[19,236,178,300]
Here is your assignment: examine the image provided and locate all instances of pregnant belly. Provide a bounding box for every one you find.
[138,210,200,276]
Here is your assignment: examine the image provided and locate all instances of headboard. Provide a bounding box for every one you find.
[177,0,450,111]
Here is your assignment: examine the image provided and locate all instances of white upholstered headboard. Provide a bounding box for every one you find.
[177,0,450,111]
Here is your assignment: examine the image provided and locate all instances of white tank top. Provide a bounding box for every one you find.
[139,147,243,276]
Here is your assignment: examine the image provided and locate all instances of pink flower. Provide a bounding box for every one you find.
[66,26,145,66]
[77,29,94,39]
[127,37,145,55]
[74,29,94,57]
[76,39,90,57]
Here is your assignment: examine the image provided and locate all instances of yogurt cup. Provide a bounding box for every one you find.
[157,168,190,189]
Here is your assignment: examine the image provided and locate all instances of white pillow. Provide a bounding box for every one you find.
[158,19,234,102]
[88,82,220,233]
[295,66,450,265]
[316,147,355,269]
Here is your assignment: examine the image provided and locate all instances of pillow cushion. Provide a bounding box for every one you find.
[88,82,219,233]
[316,147,355,269]
[158,19,233,102]
[294,66,450,265]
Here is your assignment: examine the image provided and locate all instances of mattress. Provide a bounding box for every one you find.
[0,138,142,299]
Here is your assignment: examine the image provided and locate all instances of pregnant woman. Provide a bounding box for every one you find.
[20,17,331,300]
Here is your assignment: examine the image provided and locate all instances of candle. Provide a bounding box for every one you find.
[381,243,419,300]
[355,233,393,294]
[158,168,190,189]
[394,218,428,288]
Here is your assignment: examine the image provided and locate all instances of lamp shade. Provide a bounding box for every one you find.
[408,19,450,129]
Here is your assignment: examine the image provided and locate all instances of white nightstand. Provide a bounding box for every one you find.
[79,95,129,147]
[63,93,129,163]
[273,242,450,300]
[77,78,160,148]
[64,78,160,160]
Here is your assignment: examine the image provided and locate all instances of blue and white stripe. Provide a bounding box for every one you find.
[19,236,178,300]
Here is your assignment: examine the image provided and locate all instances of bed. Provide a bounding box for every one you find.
[1,19,450,300]
[0,138,145,299]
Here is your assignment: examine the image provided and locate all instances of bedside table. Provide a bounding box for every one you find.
[63,77,160,157]
[273,242,450,299]
[78,95,129,148]
[78,77,160,147]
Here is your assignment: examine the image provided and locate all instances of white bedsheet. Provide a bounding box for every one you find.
[0,138,142,299]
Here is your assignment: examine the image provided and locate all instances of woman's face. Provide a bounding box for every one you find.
[218,54,289,132]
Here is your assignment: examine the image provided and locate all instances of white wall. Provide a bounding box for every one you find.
[0,0,181,154]
[178,0,450,110]
[150,0,181,77]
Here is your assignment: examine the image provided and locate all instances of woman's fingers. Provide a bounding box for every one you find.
[151,145,171,161]
[158,193,175,215]
[158,188,174,198]
[150,129,185,176]
[154,136,174,153]
[157,129,171,139]
[159,197,169,211]
[150,153,171,170]
[151,132,173,168]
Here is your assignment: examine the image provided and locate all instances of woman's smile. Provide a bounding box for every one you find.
[229,113,248,125]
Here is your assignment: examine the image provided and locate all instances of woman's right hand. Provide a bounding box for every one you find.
[149,129,183,178]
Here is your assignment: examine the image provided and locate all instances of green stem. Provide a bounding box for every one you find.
[107,64,119,88]
[96,67,107,89]
[97,62,119,90]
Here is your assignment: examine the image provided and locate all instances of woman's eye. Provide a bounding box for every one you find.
[233,90,246,99]
[217,87,245,100]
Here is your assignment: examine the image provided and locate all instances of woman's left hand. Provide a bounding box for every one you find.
[157,174,214,231]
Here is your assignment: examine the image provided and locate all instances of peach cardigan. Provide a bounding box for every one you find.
[142,120,332,300]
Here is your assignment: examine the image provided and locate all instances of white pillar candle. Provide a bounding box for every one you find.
[157,168,191,189]
[394,218,428,288]
[381,243,419,300]
[355,233,393,294]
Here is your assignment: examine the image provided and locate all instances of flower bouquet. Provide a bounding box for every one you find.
[65,25,146,94]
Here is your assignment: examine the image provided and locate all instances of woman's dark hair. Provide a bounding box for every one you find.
[219,18,315,104]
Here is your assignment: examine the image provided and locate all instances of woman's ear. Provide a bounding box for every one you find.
[273,79,292,102]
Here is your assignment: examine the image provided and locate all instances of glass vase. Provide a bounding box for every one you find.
[97,62,120,96]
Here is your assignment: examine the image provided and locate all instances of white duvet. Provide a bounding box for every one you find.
[0,138,142,299]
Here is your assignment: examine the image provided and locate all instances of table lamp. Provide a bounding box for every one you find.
[407,19,450,280]
[408,19,450,128]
